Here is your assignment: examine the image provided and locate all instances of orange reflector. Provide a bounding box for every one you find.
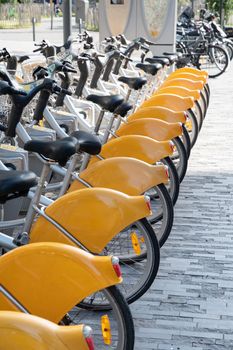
[169,141,176,153]
[39,119,44,127]
[185,119,192,131]
[101,315,112,345]
[131,232,141,255]
[164,165,169,179]
[144,195,152,215]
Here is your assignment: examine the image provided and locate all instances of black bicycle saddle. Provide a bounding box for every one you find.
[71,130,102,155]
[114,101,133,117]
[118,76,147,90]
[86,94,124,112]
[136,63,162,76]
[0,170,37,203]
[24,137,79,166]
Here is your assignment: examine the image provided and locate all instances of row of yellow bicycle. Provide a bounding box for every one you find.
[0,39,210,350]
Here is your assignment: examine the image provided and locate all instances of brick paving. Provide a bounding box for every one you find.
[132,64,233,349]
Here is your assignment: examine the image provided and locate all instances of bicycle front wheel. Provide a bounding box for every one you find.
[102,218,160,304]
[170,136,188,183]
[64,286,135,350]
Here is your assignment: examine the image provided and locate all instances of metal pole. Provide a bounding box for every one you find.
[32,17,36,41]
[79,18,83,34]
[50,0,54,30]
[220,0,224,26]
[63,0,72,43]
[191,0,194,11]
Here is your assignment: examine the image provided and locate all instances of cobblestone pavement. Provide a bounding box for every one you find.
[131,64,233,349]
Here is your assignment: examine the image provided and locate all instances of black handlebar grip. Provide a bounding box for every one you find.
[33,47,42,53]
[60,88,72,96]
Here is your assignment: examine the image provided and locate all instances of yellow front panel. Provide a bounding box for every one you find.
[140,94,195,111]
[72,158,169,196]
[0,312,88,350]
[0,294,19,313]
[162,78,204,91]
[0,243,121,323]
[168,71,207,84]
[128,106,186,123]
[89,135,172,165]
[31,188,150,254]
[176,67,208,77]
[156,86,201,101]
[116,118,182,141]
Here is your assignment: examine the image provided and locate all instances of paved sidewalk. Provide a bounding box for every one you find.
[132,64,233,349]
[0,17,99,53]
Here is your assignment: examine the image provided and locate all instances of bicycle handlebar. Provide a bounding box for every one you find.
[52,84,72,96]
[0,81,27,96]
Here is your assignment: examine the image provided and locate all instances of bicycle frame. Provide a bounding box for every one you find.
[0,153,151,254]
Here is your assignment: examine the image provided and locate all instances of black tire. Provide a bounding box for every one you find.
[194,100,204,131]
[225,41,233,60]
[200,90,208,119]
[205,44,229,78]
[205,82,210,101]
[146,184,174,247]
[181,124,191,158]
[65,286,135,350]
[186,109,199,148]
[161,156,180,206]
[171,136,188,183]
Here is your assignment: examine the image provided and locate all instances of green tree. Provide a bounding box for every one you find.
[206,0,233,21]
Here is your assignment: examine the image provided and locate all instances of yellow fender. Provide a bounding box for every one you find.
[116,118,182,141]
[167,71,207,84]
[156,86,201,102]
[0,243,121,323]
[31,188,151,254]
[0,311,89,350]
[70,157,168,195]
[89,135,173,165]
[128,106,186,123]
[140,93,195,111]
[161,78,204,91]
[175,67,208,78]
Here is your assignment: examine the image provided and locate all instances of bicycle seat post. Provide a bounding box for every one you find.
[22,161,50,234]
[58,153,80,197]
[102,112,118,144]
[78,109,105,172]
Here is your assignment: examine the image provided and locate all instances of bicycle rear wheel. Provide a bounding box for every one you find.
[199,45,229,78]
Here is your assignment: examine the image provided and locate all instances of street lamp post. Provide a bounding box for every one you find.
[63,0,72,43]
